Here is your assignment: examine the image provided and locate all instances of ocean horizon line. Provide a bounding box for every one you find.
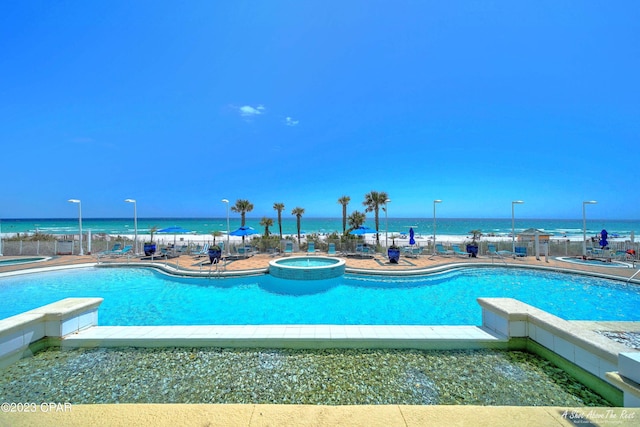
[1,216,638,221]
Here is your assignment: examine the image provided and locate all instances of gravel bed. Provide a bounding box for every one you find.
[597,331,640,350]
[0,348,611,406]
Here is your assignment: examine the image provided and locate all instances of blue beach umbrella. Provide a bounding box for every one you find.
[229,226,258,237]
[599,229,608,249]
[409,227,416,245]
[349,226,376,235]
[158,226,192,246]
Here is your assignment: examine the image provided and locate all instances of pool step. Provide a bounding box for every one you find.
[62,325,507,350]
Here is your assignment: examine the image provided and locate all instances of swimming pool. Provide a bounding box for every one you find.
[2,267,639,326]
[0,257,49,266]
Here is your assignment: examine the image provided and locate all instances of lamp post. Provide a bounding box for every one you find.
[68,199,83,256]
[511,200,524,254]
[582,200,597,256]
[125,199,138,255]
[432,199,442,255]
[221,199,230,255]
[384,199,391,248]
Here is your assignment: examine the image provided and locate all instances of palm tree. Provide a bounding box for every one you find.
[363,191,389,245]
[210,230,223,245]
[231,199,254,226]
[338,196,350,235]
[231,199,254,245]
[273,202,285,239]
[347,210,366,231]
[260,217,274,237]
[291,207,305,245]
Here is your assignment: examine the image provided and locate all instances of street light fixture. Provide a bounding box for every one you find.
[68,199,83,256]
[384,199,391,248]
[432,199,442,255]
[221,199,230,255]
[582,200,597,256]
[125,199,138,255]
[511,200,524,254]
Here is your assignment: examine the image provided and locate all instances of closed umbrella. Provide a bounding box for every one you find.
[599,229,608,249]
[409,227,416,246]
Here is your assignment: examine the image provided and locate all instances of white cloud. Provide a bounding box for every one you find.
[285,117,299,127]
[239,105,265,117]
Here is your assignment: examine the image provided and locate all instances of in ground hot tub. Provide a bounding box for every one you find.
[269,256,346,280]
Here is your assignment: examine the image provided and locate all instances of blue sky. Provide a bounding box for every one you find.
[1,1,638,220]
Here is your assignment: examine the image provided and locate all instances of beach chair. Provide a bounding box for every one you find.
[327,243,336,255]
[360,245,374,258]
[452,244,471,258]
[487,244,513,258]
[192,243,210,258]
[514,247,527,257]
[99,243,121,256]
[111,245,132,257]
[307,242,316,255]
[435,243,453,256]
[283,241,293,256]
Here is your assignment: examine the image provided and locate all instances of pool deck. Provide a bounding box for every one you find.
[2,253,640,426]
[1,250,638,280]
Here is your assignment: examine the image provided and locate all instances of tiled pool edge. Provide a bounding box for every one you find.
[0,298,102,369]
[479,298,640,407]
[2,297,639,407]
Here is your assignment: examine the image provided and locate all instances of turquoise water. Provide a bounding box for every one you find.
[0,257,47,266]
[275,257,340,267]
[1,268,639,325]
[2,217,639,238]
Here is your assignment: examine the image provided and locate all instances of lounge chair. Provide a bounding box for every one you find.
[452,244,471,258]
[514,247,527,257]
[404,246,422,258]
[236,246,255,257]
[487,244,513,258]
[360,245,374,258]
[192,243,210,258]
[110,245,132,257]
[435,243,453,256]
[307,242,316,255]
[99,243,121,256]
[283,241,293,256]
[327,243,336,256]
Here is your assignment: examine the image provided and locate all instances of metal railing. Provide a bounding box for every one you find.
[1,236,637,262]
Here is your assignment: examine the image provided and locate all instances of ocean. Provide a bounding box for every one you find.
[1,217,638,239]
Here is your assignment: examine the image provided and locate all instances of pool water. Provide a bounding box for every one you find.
[0,257,49,266]
[274,257,339,267]
[1,267,639,326]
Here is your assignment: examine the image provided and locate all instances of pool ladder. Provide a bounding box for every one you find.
[207,258,226,278]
